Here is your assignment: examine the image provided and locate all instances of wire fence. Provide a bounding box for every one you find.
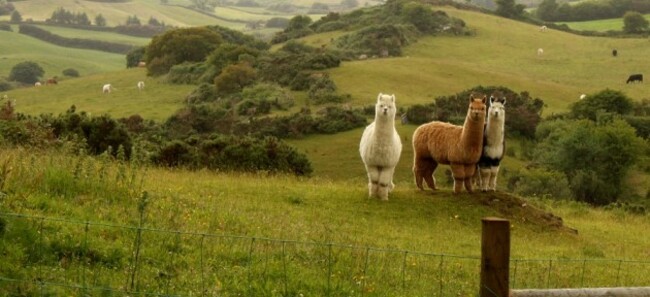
[1,212,650,297]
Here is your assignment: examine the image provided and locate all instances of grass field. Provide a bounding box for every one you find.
[558,14,650,32]
[0,29,125,79]
[34,24,152,46]
[327,7,650,116]
[4,68,193,122]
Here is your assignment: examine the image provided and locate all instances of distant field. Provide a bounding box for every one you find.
[4,68,193,122]
[0,29,125,79]
[35,25,151,46]
[326,7,650,116]
[558,14,650,32]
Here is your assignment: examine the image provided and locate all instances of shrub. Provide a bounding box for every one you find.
[9,61,44,84]
[0,23,12,31]
[146,27,223,76]
[167,62,207,84]
[62,68,80,77]
[241,83,294,110]
[214,63,257,95]
[0,79,12,92]
[570,89,634,121]
[508,167,572,199]
[186,83,219,104]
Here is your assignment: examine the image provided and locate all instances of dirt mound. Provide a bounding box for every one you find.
[474,191,578,234]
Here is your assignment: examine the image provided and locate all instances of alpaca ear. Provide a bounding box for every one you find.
[469,94,475,102]
[391,94,395,102]
[489,95,494,105]
[502,97,507,105]
[482,95,487,104]
[378,93,383,101]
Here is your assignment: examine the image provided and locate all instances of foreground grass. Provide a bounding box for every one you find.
[1,147,649,295]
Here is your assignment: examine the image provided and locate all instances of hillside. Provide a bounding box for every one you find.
[0,29,125,79]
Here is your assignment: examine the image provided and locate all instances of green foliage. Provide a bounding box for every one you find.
[308,75,349,105]
[0,78,12,92]
[10,10,21,22]
[570,89,634,121]
[61,68,79,77]
[186,83,219,104]
[125,46,145,68]
[204,43,261,82]
[624,116,650,139]
[167,62,208,84]
[240,83,294,111]
[8,61,44,84]
[507,167,572,199]
[125,15,141,26]
[623,11,649,33]
[270,15,314,44]
[214,63,257,95]
[151,135,313,176]
[536,0,559,21]
[537,0,650,22]
[534,119,644,205]
[95,13,106,26]
[19,24,134,54]
[334,24,416,57]
[0,23,11,31]
[146,27,223,76]
[265,17,289,29]
[164,104,230,137]
[48,8,91,25]
[495,0,525,19]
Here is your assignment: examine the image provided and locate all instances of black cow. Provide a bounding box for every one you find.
[626,74,643,84]
[612,49,617,57]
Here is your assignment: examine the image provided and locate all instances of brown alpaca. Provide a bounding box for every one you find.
[412,94,487,194]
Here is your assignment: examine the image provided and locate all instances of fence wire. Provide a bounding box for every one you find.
[1,212,650,296]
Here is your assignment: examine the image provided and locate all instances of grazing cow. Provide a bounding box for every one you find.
[137,81,145,91]
[537,48,544,56]
[579,94,586,100]
[612,49,617,57]
[626,74,643,84]
[46,78,57,85]
[34,82,41,87]
[102,84,113,93]
[539,25,547,32]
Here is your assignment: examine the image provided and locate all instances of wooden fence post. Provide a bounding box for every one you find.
[480,217,511,297]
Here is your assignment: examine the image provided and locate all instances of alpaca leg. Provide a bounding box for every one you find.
[463,164,476,193]
[472,166,481,190]
[489,166,500,191]
[414,158,437,191]
[376,167,394,201]
[377,182,390,201]
[366,165,380,198]
[480,167,491,192]
[450,164,465,194]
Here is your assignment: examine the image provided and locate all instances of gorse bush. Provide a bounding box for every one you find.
[151,134,313,176]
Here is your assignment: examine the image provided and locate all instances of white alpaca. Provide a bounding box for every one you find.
[477,95,506,191]
[359,93,402,200]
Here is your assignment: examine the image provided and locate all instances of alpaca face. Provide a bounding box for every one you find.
[468,95,486,122]
[376,93,396,118]
[488,94,506,120]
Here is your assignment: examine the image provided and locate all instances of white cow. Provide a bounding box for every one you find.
[35,82,42,87]
[539,25,547,32]
[102,84,112,93]
[137,81,145,91]
[537,48,544,56]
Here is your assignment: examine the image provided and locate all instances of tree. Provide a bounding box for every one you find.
[126,46,146,68]
[75,12,91,25]
[495,0,525,19]
[286,15,312,31]
[95,13,106,26]
[534,119,644,205]
[10,10,21,22]
[146,27,223,75]
[214,63,257,94]
[536,0,558,21]
[570,89,634,120]
[126,15,141,26]
[8,61,44,84]
[148,16,161,26]
[623,11,649,33]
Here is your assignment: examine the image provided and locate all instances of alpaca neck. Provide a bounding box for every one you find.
[485,116,505,147]
[460,115,484,147]
[373,116,395,138]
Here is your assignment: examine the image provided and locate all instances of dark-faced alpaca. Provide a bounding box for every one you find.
[412,94,487,194]
[476,93,506,191]
[359,93,403,200]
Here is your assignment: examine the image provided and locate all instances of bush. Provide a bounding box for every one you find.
[62,68,80,77]
[0,79,13,92]
[9,61,44,84]
[0,23,12,31]
[508,167,572,199]
[167,62,207,84]
[241,83,294,110]
[570,89,633,120]
[186,83,219,104]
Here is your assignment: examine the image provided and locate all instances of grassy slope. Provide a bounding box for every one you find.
[559,14,650,32]
[326,7,650,116]
[0,29,124,79]
[34,24,151,46]
[6,0,236,28]
[6,68,193,122]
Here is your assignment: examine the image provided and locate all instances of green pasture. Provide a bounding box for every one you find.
[0,29,124,79]
[34,24,151,46]
[6,0,236,28]
[1,148,650,295]
[558,14,650,32]
[4,68,193,122]
[327,7,650,116]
